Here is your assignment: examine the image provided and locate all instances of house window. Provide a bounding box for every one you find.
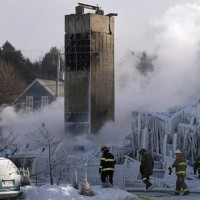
[41,96,48,107]
[26,96,33,109]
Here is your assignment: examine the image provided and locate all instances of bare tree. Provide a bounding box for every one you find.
[0,127,17,155]
[30,123,61,185]
[0,59,24,106]
[52,143,68,185]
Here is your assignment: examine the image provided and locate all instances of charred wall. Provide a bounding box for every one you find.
[65,12,115,135]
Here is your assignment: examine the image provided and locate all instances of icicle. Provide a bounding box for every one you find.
[172,133,177,153]
[163,134,167,161]
[142,127,148,150]
[169,149,173,158]
[137,114,141,150]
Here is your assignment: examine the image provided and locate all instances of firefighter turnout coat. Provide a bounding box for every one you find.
[194,156,200,176]
[171,156,187,175]
[140,152,154,176]
[99,151,115,173]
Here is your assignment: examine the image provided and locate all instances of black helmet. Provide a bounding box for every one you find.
[101,145,109,152]
[139,149,146,155]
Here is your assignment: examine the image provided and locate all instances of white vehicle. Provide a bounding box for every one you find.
[0,157,22,199]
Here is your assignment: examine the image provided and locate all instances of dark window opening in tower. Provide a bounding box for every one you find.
[65,33,90,71]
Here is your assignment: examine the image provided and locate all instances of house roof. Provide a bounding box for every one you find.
[37,79,64,97]
[13,79,64,104]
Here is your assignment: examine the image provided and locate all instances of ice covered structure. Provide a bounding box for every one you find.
[130,97,200,163]
[63,97,200,189]
[5,97,200,189]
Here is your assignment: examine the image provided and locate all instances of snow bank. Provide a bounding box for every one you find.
[22,184,138,200]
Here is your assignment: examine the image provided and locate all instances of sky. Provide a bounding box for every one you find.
[1,0,200,111]
[0,0,199,60]
[1,0,200,146]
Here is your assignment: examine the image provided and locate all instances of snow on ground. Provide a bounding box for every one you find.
[130,185,200,200]
[21,184,139,200]
[153,195,200,200]
[134,191,200,200]
[21,184,200,200]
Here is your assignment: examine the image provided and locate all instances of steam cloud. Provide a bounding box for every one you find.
[1,3,200,149]
[98,2,200,145]
[0,99,65,146]
[116,3,200,112]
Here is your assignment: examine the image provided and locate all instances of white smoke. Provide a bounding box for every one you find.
[116,3,200,113]
[0,99,65,146]
[1,3,200,149]
[96,2,200,145]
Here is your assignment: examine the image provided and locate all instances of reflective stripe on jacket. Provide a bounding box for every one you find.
[171,156,187,175]
[99,152,116,172]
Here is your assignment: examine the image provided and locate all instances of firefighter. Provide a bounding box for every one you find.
[168,149,190,195]
[139,149,154,191]
[194,155,200,179]
[99,145,116,186]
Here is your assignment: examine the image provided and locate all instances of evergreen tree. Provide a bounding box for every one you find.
[0,41,64,82]
[1,41,24,67]
[40,47,59,80]
[0,41,38,83]
[40,47,64,80]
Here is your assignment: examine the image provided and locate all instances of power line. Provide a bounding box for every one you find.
[0,49,64,54]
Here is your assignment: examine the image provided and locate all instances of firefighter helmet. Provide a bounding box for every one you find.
[175,149,182,154]
[101,145,109,152]
[139,148,147,155]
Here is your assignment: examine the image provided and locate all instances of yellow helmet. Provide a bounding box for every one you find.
[175,149,182,154]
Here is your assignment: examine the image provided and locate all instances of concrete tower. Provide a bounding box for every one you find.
[64,3,117,135]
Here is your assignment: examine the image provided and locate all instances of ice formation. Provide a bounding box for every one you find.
[3,97,200,189]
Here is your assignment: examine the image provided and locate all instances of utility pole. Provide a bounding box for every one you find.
[55,52,60,98]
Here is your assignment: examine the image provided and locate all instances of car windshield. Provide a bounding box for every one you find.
[0,159,19,175]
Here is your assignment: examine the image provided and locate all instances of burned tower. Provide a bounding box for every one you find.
[64,3,117,135]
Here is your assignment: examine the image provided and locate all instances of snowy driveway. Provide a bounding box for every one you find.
[132,190,200,200]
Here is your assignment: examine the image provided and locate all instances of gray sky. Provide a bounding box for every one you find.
[0,0,198,61]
